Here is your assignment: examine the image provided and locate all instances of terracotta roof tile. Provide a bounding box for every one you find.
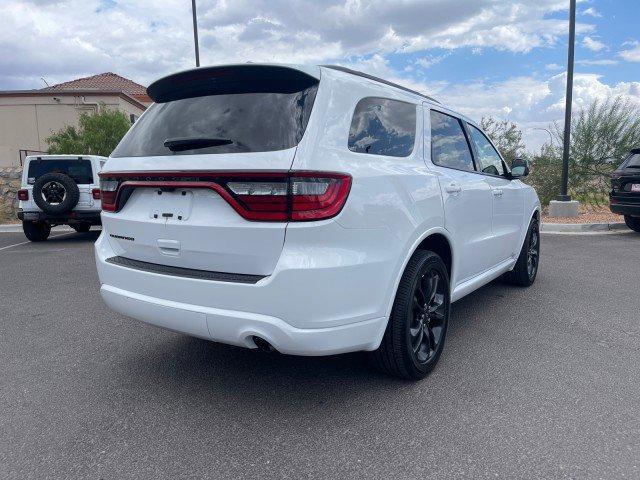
[41,72,150,101]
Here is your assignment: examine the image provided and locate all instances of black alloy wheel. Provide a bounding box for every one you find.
[41,180,67,205]
[410,267,447,364]
[526,226,540,280]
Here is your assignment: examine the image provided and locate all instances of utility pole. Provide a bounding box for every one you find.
[558,0,576,201]
[191,0,200,67]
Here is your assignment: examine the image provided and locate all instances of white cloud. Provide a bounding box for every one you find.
[576,59,618,66]
[436,73,640,151]
[582,7,601,18]
[582,36,606,52]
[620,41,640,62]
[1,0,634,155]
[415,54,450,69]
[0,0,595,89]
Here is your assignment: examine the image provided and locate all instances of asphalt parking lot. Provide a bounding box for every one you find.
[1,228,639,479]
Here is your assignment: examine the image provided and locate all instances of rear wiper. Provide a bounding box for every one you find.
[163,137,233,152]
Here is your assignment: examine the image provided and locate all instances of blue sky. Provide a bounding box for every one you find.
[1,0,638,151]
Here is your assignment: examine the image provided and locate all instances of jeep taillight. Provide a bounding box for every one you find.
[17,189,29,201]
[97,172,351,221]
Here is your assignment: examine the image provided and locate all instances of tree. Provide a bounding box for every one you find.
[555,98,640,204]
[480,117,525,163]
[46,105,132,157]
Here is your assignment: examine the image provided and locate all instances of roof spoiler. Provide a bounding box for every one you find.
[147,65,320,103]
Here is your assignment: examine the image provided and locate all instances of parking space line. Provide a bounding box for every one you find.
[0,232,75,252]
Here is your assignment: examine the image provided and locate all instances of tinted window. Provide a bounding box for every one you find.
[623,153,640,168]
[348,97,416,157]
[112,86,318,157]
[27,159,93,184]
[430,111,475,171]
[468,125,505,176]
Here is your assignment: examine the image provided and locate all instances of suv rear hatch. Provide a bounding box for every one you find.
[101,65,321,277]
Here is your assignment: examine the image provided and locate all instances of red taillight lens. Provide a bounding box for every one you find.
[17,189,29,201]
[227,180,289,221]
[290,174,351,221]
[97,172,351,221]
[225,173,351,221]
[92,188,101,200]
[99,179,119,211]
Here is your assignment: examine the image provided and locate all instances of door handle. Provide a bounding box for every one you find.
[445,183,462,195]
[492,189,503,197]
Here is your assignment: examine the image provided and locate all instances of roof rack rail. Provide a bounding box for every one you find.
[322,65,441,104]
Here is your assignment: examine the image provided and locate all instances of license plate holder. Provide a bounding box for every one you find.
[150,189,194,221]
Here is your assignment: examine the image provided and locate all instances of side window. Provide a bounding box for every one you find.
[468,125,505,176]
[429,110,475,171]
[348,97,416,157]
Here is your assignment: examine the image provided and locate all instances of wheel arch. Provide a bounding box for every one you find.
[383,227,455,320]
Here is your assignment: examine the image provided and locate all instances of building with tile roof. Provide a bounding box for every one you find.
[0,73,151,167]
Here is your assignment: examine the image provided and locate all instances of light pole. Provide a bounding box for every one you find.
[532,127,554,147]
[558,0,576,202]
[191,0,200,67]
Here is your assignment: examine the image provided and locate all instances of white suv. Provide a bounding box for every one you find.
[95,65,540,380]
[18,155,105,241]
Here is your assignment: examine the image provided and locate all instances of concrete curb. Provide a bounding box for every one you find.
[541,222,628,233]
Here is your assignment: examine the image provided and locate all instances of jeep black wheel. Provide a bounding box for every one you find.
[370,250,450,380]
[22,221,51,242]
[32,173,80,215]
[624,215,640,233]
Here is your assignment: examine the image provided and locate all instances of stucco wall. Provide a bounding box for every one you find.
[0,166,22,223]
[0,94,145,168]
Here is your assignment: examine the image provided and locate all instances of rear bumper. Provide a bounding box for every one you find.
[18,210,102,224]
[95,223,397,355]
[609,197,640,216]
[100,284,386,356]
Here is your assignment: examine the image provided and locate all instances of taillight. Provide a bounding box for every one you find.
[99,179,119,211]
[225,173,351,221]
[98,172,351,221]
[92,188,101,200]
[17,189,29,201]
[226,180,289,221]
[290,174,351,221]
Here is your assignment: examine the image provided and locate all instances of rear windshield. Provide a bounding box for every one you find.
[27,159,93,184]
[112,86,318,157]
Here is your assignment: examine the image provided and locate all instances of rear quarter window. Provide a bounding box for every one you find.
[348,97,416,157]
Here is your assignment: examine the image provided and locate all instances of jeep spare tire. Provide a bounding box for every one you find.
[33,172,80,214]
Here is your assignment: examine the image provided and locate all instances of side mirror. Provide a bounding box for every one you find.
[510,158,529,178]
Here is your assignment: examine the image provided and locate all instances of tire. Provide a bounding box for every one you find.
[32,173,80,215]
[624,215,640,233]
[72,223,91,233]
[22,221,51,242]
[370,250,450,381]
[503,217,540,287]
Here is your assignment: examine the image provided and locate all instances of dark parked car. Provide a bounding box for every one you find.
[610,148,640,232]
